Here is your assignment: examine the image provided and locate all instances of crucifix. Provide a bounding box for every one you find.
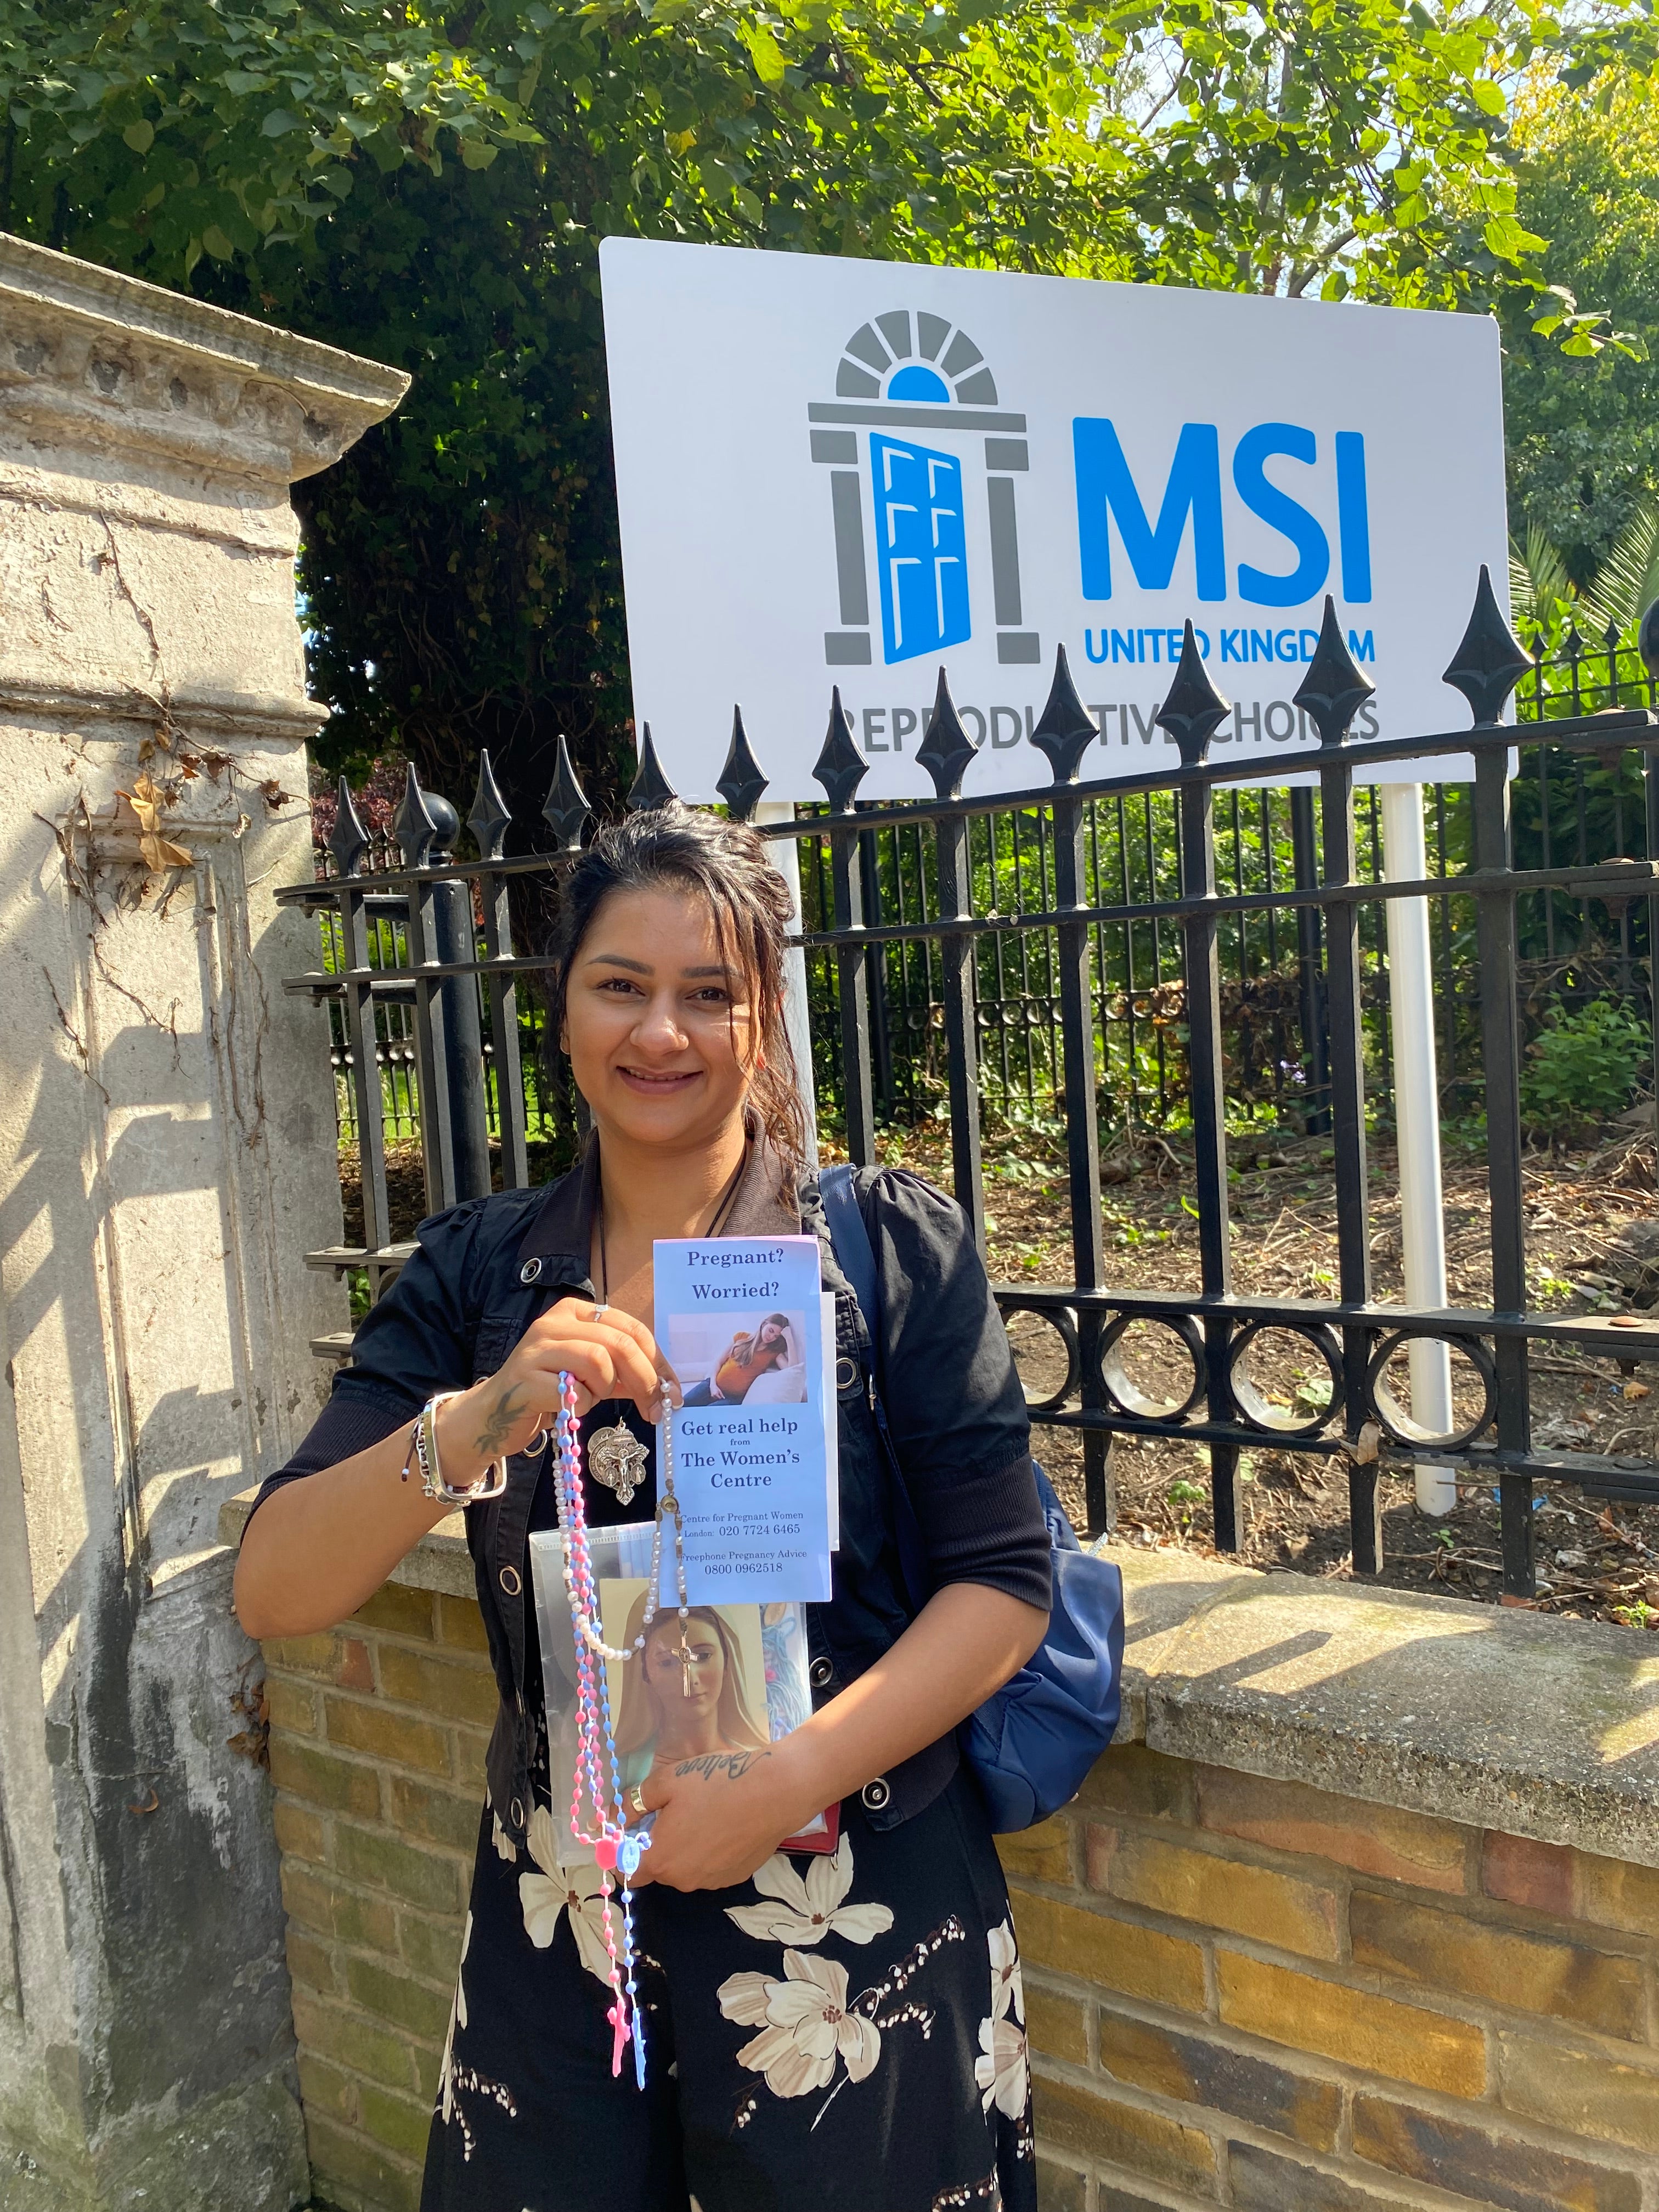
[669,1627,696,1699]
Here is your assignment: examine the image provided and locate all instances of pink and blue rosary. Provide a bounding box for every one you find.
[552,1372,689,2090]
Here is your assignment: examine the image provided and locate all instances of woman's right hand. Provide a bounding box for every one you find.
[433,1299,679,1482]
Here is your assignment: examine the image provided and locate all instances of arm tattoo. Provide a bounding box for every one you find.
[473,1384,527,1457]
[673,1751,772,1782]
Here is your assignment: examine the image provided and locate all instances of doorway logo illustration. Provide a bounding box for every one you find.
[871,436,969,661]
[806,311,1039,668]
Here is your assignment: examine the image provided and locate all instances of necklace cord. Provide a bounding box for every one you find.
[594,1131,751,1304]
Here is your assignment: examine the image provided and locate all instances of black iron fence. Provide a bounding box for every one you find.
[314,620,1659,1153]
[283,571,1659,1600]
[792,622,1659,1137]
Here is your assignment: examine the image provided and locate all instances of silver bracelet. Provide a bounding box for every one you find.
[413,1391,508,1505]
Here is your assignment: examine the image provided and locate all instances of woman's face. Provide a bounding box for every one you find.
[563,886,757,1152]
[644,1617,727,1730]
[758,1320,785,1348]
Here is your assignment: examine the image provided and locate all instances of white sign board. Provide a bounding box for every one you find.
[600,238,1509,800]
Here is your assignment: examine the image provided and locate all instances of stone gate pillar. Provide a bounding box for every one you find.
[0,234,407,2211]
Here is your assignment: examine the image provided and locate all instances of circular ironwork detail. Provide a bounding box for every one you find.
[1364,1329,1497,1452]
[998,1301,1079,1415]
[1227,1319,1345,1440]
[1096,1312,1206,1426]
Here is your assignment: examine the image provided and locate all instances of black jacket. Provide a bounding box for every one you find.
[247,1141,1048,1846]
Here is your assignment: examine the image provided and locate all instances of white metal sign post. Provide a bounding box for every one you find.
[600,239,1513,1502]
[1380,786,1457,1513]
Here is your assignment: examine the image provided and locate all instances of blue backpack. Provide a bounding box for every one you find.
[818,1165,1125,1833]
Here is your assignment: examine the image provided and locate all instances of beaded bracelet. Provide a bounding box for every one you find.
[411,1390,509,1504]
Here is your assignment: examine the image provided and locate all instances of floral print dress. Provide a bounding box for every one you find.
[422,1742,1036,2212]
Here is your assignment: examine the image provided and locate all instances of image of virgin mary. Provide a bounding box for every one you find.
[612,1598,769,1791]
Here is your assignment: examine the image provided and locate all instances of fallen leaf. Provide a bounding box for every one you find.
[139,831,194,872]
[116,773,165,834]
[1624,1381,1651,1402]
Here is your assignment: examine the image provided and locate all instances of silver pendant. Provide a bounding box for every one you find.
[588,1423,650,1508]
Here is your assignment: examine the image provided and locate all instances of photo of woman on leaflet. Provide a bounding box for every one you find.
[673,1310,808,1405]
[606,1592,770,1791]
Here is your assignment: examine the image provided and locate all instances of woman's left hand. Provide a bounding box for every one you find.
[627,1740,823,1892]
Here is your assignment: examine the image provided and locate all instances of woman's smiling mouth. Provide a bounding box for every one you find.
[616,1064,702,1092]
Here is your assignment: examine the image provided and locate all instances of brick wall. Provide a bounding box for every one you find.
[261,1583,496,2212]
[245,1535,1659,2212]
[1005,1746,1659,2212]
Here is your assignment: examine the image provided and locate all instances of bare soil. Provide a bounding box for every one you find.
[861,1116,1659,1632]
[338,1119,1659,1632]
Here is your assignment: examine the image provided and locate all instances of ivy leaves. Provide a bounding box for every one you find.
[0,0,537,278]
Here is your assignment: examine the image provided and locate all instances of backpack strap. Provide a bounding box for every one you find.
[818,1165,879,1359]
[816,1164,930,1614]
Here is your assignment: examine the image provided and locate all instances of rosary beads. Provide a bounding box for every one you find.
[551,1372,688,2089]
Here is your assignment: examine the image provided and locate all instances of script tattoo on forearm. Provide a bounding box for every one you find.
[473,1384,527,1457]
[674,1751,772,1783]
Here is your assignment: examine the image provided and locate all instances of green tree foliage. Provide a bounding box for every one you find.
[1504,71,1659,582]
[0,0,1583,821]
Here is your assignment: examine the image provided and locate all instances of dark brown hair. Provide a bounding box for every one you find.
[549,805,808,1176]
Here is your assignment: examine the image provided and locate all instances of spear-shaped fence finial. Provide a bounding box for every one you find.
[1029,643,1098,785]
[812,687,868,814]
[1442,565,1531,727]
[467,750,512,862]
[916,667,979,799]
[541,736,592,855]
[1155,622,1231,765]
[1294,595,1374,746]
[716,707,769,822]
[627,725,679,813]
[328,774,369,877]
[393,763,442,867]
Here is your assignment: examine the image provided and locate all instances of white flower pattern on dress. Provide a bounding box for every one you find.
[438,1911,471,2125]
[437,1912,516,2157]
[988,1919,1023,2024]
[492,1811,517,1864]
[720,1950,882,2100]
[725,1841,895,1948]
[518,1805,615,1989]
[718,1849,967,2132]
[975,2015,1029,2120]
[974,1919,1029,2121]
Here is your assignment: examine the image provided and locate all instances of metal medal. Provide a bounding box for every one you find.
[587,1423,650,1508]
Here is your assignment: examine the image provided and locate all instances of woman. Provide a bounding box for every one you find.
[613,1604,770,1790]
[684,1312,795,1406]
[234,806,1051,2212]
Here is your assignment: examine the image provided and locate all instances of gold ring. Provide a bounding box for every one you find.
[627,1782,648,1821]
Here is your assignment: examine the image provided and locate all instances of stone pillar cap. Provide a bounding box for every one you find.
[0,229,410,484]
